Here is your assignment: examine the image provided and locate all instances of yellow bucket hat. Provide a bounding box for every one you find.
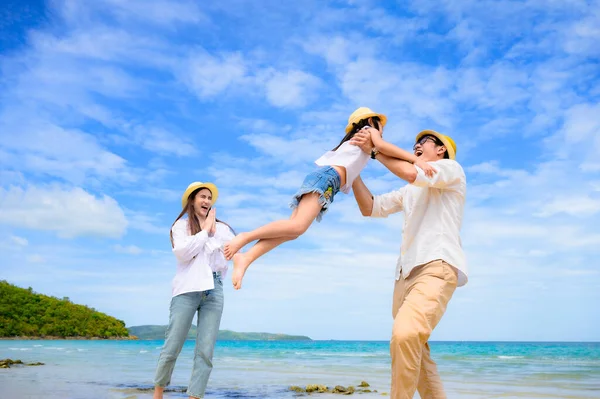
[415,130,457,160]
[345,107,387,133]
[181,182,219,208]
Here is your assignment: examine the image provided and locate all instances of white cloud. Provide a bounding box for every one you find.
[0,185,127,238]
[239,133,330,166]
[98,0,206,26]
[26,255,45,264]
[560,103,600,148]
[125,210,168,235]
[0,121,129,184]
[264,70,321,108]
[124,125,197,157]
[535,196,600,218]
[562,6,600,57]
[10,236,29,247]
[113,244,143,255]
[183,51,247,97]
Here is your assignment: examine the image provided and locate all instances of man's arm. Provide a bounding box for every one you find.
[352,175,374,216]
[411,159,465,190]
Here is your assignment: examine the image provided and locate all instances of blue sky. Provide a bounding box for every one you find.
[1,0,599,341]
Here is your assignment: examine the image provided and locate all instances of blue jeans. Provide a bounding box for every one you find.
[154,273,224,398]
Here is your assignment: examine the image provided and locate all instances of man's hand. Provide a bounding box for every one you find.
[349,129,374,154]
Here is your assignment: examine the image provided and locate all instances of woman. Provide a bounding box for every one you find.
[153,181,235,399]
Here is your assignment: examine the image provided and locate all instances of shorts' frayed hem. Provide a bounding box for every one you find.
[289,188,329,222]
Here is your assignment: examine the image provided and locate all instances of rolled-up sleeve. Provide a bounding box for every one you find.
[371,188,406,218]
[205,223,236,254]
[171,220,210,263]
[412,159,465,190]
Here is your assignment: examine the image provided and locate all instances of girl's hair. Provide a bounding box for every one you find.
[331,116,381,151]
[169,188,236,248]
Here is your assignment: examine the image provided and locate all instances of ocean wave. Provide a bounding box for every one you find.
[9,347,32,351]
[313,352,386,358]
[498,356,525,359]
[139,350,148,353]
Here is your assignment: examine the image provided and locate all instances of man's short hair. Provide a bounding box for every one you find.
[427,135,449,159]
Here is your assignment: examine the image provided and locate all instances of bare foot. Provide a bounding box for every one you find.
[231,253,251,290]
[224,232,249,260]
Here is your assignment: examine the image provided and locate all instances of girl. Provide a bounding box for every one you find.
[223,107,435,290]
[153,182,235,399]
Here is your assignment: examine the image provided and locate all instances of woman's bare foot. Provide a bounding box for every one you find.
[153,386,164,399]
[224,232,249,260]
[231,253,251,290]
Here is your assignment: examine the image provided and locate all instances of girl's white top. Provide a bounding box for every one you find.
[170,218,235,297]
[315,141,370,194]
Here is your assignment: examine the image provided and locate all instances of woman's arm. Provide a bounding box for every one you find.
[171,220,211,263]
[205,221,235,254]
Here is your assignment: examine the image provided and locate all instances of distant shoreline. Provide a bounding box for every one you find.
[0,336,137,341]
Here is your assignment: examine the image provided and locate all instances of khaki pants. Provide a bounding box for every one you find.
[390,260,458,399]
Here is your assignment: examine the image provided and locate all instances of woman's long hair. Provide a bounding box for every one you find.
[170,188,235,248]
[331,116,381,151]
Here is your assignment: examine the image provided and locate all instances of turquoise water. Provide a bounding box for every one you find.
[1,340,599,398]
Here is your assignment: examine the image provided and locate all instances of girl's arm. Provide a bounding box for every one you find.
[369,129,436,177]
[369,129,418,163]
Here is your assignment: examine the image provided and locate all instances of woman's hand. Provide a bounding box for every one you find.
[203,208,217,235]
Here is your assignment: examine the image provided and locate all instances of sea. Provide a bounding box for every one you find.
[1,340,599,399]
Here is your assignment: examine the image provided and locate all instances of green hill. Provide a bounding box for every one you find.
[128,325,312,341]
[0,281,129,339]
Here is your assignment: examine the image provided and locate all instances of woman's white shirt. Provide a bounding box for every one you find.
[170,218,235,297]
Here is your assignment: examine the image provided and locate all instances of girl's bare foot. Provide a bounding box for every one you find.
[224,232,249,260]
[231,253,251,290]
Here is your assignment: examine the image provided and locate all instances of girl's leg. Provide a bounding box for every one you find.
[224,193,322,259]
[187,279,224,399]
[231,237,290,290]
[153,293,201,398]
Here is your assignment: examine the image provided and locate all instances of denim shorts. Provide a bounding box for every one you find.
[290,166,341,222]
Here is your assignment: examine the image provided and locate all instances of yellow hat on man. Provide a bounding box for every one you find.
[181,182,219,209]
[415,130,457,160]
[345,107,388,133]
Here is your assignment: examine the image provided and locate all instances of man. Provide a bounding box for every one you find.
[350,129,468,399]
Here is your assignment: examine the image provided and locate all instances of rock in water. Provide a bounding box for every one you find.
[0,359,24,368]
[332,385,355,395]
[359,381,370,387]
[306,384,328,393]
